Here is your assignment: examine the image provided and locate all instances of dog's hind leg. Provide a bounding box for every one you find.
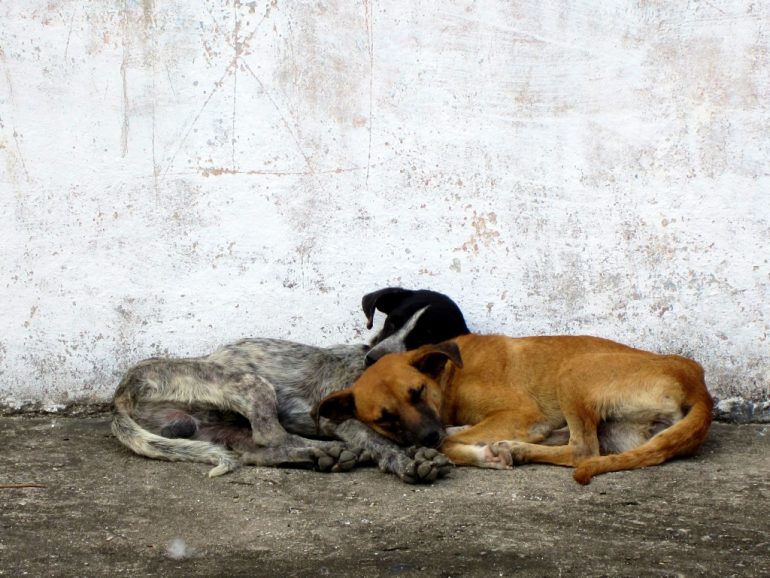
[189,418,356,473]
[484,413,600,469]
[113,364,239,477]
[115,361,354,476]
[488,441,581,468]
[488,386,603,469]
[140,371,357,472]
[211,374,357,472]
[440,408,561,468]
[111,412,239,477]
[570,355,712,484]
[133,403,201,439]
[488,358,695,474]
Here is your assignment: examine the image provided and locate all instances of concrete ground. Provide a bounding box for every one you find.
[1,417,768,577]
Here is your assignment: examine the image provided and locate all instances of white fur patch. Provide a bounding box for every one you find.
[367,305,430,360]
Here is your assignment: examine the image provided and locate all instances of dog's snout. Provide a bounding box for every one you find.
[419,429,442,448]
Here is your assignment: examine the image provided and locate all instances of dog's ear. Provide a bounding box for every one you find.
[410,341,463,379]
[361,287,414,329]
[313,389,357,424]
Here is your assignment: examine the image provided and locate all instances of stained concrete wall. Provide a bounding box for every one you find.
[1,1,768,419]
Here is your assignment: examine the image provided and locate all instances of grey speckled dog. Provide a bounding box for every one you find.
[112,288,470,483]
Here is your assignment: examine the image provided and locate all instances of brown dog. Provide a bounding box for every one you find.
[315,334,714,484]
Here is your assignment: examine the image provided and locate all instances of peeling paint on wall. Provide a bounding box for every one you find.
[0,1,768,419]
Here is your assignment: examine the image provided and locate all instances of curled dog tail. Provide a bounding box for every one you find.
[112,379,238,478]
[573,387,713,485]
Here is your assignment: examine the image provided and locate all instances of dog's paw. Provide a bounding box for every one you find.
[478,442,516,470]
[339,446,374,468]
[396,447,454,484]
[352,447,374,465]
[314,445,358,473]
[207,456,239,478]
[329,447,359,473]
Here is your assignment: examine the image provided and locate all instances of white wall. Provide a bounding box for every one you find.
[1,1,768,419]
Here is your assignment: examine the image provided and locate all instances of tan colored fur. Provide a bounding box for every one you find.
[319,335,713,484]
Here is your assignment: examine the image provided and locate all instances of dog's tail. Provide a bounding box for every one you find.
[111,376,238,478]
[573,363,713,485]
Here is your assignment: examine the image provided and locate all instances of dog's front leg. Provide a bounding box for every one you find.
[333,420,453,484]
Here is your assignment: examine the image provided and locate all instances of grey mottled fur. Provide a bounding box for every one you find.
[113,312,456,483]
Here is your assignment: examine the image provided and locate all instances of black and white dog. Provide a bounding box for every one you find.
[112,288,469,483]
[363,287,471,366]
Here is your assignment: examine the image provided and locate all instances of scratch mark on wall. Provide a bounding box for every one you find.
[151,73,158,193]
[231,0,240,171]
[163,0,276,179]
[11,130,29,182]
[0,342,6,376]
[225,1,321,182]
[452,14,600,57]
[701,0,727,15]
[162,63,234,179]
[242,61,318,178]
[164,63,177,98]
[198,163,378,177]
[297,239,313,289]
[120,1,130,157]
[144,2,158,193]
[63,9,76,65]
[0,45,29,182]
[0,45,14,100]
[362,0,374,190]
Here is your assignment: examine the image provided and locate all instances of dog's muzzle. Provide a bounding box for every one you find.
[419,428,443,448]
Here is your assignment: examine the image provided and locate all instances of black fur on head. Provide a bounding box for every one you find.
[362,287,470,366]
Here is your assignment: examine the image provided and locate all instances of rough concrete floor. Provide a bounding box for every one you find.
[1,418,768,577]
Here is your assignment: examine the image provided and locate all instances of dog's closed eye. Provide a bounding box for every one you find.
[409,384,426,404]
[376,409,400,425]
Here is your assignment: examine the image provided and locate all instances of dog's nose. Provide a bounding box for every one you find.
[364,352,379,367]
[419,429,442,448]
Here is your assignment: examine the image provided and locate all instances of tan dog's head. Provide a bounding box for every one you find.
[314,341,463,448]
